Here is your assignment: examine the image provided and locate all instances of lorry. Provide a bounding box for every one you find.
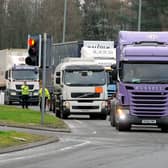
[0,49,39,105]
[52,41,83,66]
[53,57,108,119]
[110,31,168,131]
[81,40,116,98]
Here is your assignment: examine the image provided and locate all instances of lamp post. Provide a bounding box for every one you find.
[62,0,67,42]
[138,0,142,31]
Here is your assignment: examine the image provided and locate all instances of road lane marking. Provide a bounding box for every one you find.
[75,120,83,124]
[0,140,91,164]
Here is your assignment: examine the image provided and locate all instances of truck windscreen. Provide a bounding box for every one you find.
[12,70,39,80]
[121,63,168,83]
[64,70,106,86]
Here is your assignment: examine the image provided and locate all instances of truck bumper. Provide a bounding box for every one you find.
[9,95,39,104]
[126,115,168,126]
[63,100,108,115]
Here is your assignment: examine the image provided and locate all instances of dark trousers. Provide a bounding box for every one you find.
[40,97,47,111]
[22,95,29,109]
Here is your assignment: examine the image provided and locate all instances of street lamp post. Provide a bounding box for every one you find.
[138,0,142,31]
[62,0,67,42]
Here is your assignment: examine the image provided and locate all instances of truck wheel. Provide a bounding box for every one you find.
[53,104,56,113]
[160,125,168,132]
[61,112,68,119]
[110,101,116,127]
[100,114,107,120]
[115,122,130,131]
[55,109,61,118]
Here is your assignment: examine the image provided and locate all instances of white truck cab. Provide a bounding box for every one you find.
[4,64,39,105]
[53,58,108,119]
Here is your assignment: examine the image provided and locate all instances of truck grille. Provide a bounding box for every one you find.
[71,92,100,98]
[16,85,34,90]
[107,90,114,97]
[72,106,99,110]
[130,92,167,117]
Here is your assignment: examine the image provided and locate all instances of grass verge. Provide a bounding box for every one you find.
[0,105,68,150]
[0,130,49,149]
[0,105,68,129]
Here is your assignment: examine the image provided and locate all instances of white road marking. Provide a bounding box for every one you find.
[75,120,83,124]
[0,140,91,164]
[65,121,76,128]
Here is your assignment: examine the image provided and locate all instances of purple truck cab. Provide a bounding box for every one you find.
[110,31,168,131]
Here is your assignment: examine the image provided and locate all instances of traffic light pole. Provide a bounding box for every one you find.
[41,33,47,125]
[39,34,42,67]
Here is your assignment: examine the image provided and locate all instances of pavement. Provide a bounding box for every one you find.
[0,122,71,154]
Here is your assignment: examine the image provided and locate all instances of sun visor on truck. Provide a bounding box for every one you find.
[123,47,168,57]
[64,65,104,71]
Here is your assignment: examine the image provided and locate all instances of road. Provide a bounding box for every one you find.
[0,114,168,168]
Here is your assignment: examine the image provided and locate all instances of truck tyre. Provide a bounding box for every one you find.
[52,98,56,113]
[60,112,68,119]
[52,101,56,113]
[160,125,168,132]
[100,114,107,120]
[110,101,116,127]
[115,122,130,131]
[56,109,61,118]
[58,100,68,119]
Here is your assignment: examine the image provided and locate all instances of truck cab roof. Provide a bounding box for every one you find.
[12,64,39,70]
[56,58,104,71]
[119,31,168,45]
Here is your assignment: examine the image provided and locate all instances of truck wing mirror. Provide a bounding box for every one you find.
[5,71,8,79]
[56,72,60,76]
[56,77,60,84]
[112,69,117,81]
[111,64,116,70]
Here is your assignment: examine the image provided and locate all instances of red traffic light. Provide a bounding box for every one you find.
[28,38,36,47]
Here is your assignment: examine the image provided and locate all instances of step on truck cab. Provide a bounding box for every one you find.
[53,58,108,119]
[110,31,168,131]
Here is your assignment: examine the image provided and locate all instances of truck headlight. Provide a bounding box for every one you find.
[117,108,129,120]
[63,101,70,109]
[101,101,107,109]
[33,91,39,96]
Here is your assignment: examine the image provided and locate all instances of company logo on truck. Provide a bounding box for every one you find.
[135,85,163,91]
[83,41,114,49]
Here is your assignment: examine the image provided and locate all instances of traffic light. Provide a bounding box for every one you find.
[25,35,40,66]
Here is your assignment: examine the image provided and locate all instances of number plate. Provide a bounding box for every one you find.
[142,120,156,124]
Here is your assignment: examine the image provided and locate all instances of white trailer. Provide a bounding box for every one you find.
[81,41,116,98]
[0,49,27,89]
[0,49,39,105]
[53,57,108,119]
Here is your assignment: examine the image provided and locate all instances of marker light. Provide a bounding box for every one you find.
[95,87,103,93]
[63,101,70,109]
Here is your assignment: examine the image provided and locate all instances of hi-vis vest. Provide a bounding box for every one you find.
[21,85,29,95]
[39,88,50,100]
